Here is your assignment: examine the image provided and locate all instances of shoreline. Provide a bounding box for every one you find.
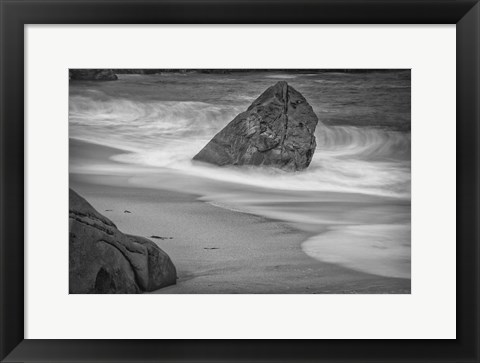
[70,138,411,293]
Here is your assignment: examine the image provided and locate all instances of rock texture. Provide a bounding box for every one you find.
[69,69,118,81]
[193,81,319,171]
[69,189,176,293]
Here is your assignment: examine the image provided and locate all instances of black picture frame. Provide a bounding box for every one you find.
[1,1,479,362]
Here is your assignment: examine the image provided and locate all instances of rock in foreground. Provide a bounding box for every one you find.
[69,69,118,81]
[69,189,176,293]
[193,81,318,171]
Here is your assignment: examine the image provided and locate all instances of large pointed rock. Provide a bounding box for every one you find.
[193,81,318,171]
[69,189,176,293]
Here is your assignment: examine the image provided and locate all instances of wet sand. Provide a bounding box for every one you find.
[70,138,411,293]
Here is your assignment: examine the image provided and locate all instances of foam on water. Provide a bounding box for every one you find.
[302,224,411,278]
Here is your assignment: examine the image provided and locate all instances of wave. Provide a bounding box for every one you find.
[70,95,242,137]
[69,96,245,154]
[302,224,411,278]
[70,95,410,198]
[264,74,298,79]
[109,127,411,198]
[315,124,411,160]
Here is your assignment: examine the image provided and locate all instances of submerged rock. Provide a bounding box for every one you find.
[193,81,318,171]
[69,69,118,81]
[69,189,176,293]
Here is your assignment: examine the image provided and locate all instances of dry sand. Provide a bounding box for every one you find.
[70,138,410,294]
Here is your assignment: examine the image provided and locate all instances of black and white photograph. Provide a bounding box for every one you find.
[69,69,411,294]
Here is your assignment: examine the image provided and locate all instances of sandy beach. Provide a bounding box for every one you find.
[70,138,410,294]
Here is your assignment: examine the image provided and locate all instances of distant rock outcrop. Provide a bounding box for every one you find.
[193,81,318,171]
[69,69,118,81]
[69,189,176,293]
